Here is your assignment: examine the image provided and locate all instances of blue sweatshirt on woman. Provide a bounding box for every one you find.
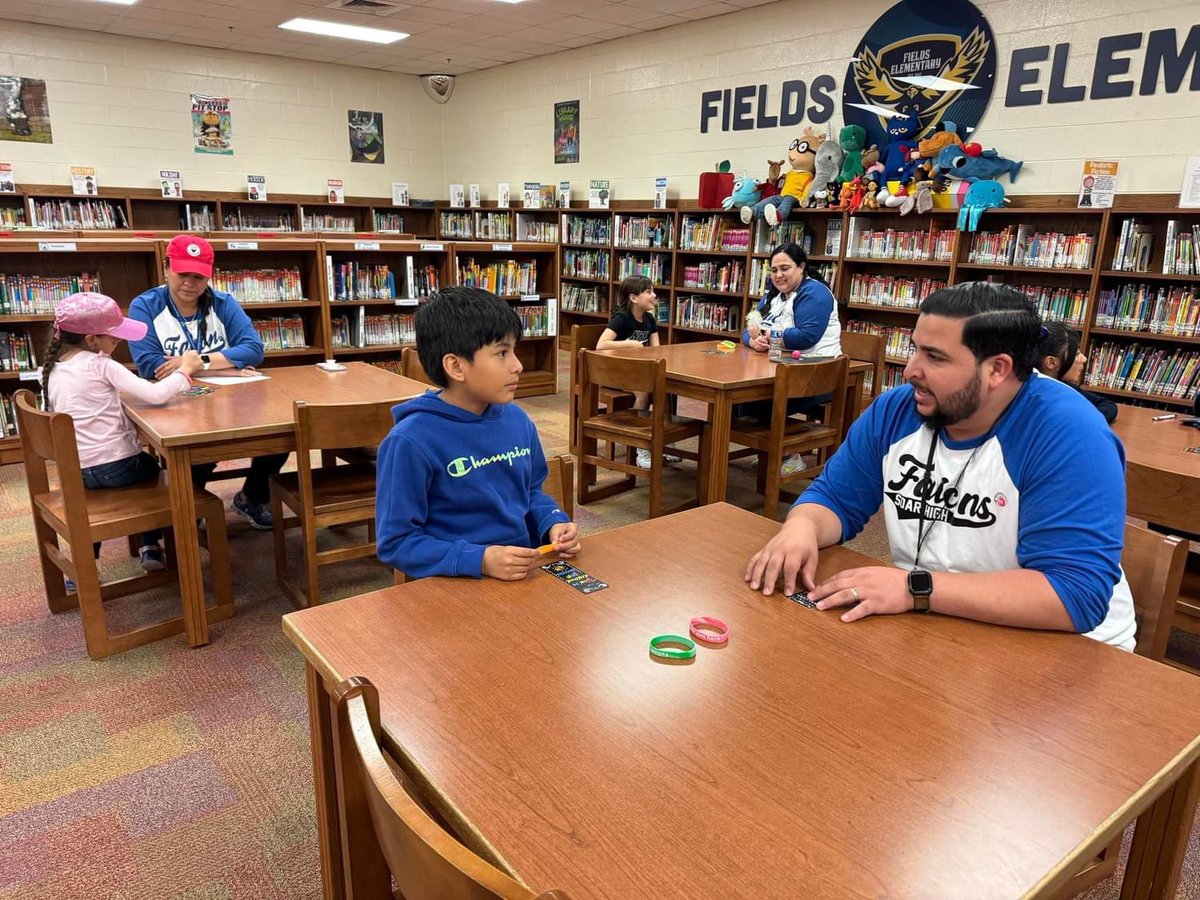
[375,391,569,579]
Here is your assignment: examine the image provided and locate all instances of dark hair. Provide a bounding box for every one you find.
[40,330,87,410]
[918,282,1040,381]
[1037,321,1080,381]
[615,275,653,313]
[415,286,523,388]
[765,241,827,297]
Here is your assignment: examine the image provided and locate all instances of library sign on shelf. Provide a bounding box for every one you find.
[38,241,77,252]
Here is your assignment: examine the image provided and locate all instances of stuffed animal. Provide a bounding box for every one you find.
[740,127,823,225]
[861,144,883,177]
[721,173,762,210]
[859,174,881,210]
[899,180,935,216]
[837,124,867,183]
[957,180,1008,230]
[934,145,1024,183]
[911,122,962,165]
[756,159,783,199]
[836,175,865,212]
[875,110,921,206]
[807,138,844,208]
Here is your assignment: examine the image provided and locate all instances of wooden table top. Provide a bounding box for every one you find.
[596,340,868,390]
[1111,404,1200,480]
[283,503,1200,899]
[123,362,428,447]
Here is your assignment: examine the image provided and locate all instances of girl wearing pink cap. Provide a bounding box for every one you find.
[42,292,204,573]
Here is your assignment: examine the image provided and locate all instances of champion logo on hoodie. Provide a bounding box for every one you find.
[447,445,532,477]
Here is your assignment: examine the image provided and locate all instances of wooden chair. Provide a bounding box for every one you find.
[269,399,396,607]
[14,390,233,660]
[1054,522,1188,898]
[332,676,570,900]
[567,324,634,458]
[728,357,849,519]
[394,453,574,585]
[401,346,434,386]
[840,330,886,405]
[577,350,707,518]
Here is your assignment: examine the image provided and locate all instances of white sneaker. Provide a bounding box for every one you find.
[780,454,808,476]
[636,449,681,469]
[663,452,682,463]
[764,203,780,226]
[739,205,753,225]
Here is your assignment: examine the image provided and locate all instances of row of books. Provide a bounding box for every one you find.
[517,220,558,243]
[617,253,668,284]
[1095,284,1199,336]
[474,213,513,240]
[456,258,538,296]
[328,262,396,302]
[844,320,915,361]
[967,226,1095,270]
[0,272,103,315]
[0,393,16,436]
[1110,219,1154,272]
[680,261,743,293]
[748,259,838,295]
[1008,283,1088,326]
[847,274,946,309]
[676,295,740,332]
[679,215,750,252]
[372,212,405,233]
[302,214,357,232]
[1084,342,1200,400]
[753,221,807,255]
[332,310,416,348]
[0,206,25,228]
[438,212,473,238]
[0,330,39,370]
[182,204,215,231]
[1163,221,1200,276]
[562,284,605,313]
[29,199,128,230]
[257,316,308,351]
[562,249,610,280]
[211,267,303,303]
[614,215,672,249]
[222,211,295,232]
[515,303,556,337]
[564,215,610,245]
[866,365,909,394]
[848,225,954,262]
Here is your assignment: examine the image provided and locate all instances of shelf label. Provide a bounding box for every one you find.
[492,242,513,252]
[18,367,42,382]
[38,241,76,252]
[520,293,541,303]
[354,241,381,251]
[395,298,419,307]
[420,242,444,252]
[227,241,258,250]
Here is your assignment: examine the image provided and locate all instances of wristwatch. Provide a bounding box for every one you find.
[908,568,933,613]
[200,354,211,371]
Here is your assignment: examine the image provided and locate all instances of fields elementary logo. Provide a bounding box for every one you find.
[843,0,998,151]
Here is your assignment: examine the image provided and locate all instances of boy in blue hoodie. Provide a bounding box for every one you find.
[375,286,581,580]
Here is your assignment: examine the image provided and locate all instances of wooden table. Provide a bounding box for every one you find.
[124,362,427,648]
[1112,404,1200,627]
[594,341,869,503]
[284,503,1200,900]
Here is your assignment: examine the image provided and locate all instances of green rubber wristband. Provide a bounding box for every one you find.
[649,634,697,659]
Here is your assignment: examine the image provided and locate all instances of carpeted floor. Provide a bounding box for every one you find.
[0,351,1197,898]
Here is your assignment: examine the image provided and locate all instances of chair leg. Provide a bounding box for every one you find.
[127,534,140,558]
[163,529,178,570]
[756,452,768,495]
[648,448,663,518]
[763,452,781,520]
[302,521,321,607]
[34,520,74,614]
[696,429,710,506]
[269,485,288,589]
[72,546,112,660]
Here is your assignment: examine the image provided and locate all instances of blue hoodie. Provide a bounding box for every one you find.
[375,391,569,579]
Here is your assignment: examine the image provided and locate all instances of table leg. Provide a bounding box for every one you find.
[307,664,346,900]
[705,392,734,505]
[1121,755,1200,899]
[166,445,207,647]
[844,370,866,441]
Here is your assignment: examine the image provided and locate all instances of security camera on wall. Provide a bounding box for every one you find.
[420,75,455,105]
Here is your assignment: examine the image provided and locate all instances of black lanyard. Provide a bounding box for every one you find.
[912,430,981,569]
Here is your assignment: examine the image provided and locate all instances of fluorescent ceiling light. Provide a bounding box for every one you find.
[894,75,978,92]
[93,0,139,5]
[494,0,527,4]
[279,18,408,44]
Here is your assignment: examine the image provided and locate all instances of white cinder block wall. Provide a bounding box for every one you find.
[0,21,445,198]
[442,0,1200,199]
[0,0,1197,201]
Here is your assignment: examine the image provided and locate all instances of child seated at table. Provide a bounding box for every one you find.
[1035,322,1117,423]
[42,292,204,575]
[375,286,581,581]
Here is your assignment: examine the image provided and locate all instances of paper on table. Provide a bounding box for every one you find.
[195,374,271,386]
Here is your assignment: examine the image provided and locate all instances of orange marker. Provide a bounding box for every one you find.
[538,543,557,555]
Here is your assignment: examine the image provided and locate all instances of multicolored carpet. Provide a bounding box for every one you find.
[0,353,1197,898]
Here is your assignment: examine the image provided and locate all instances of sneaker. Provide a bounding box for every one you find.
[64,578,76,593]
[780,454,808,476]
[636,449,682,469]
[139,544,166,572]
[739,205,753,225]
[233,491,274,530]
[764,203,780,226]
[663,452,682,463]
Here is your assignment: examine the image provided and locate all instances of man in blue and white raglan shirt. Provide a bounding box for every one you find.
[746,282,1136,650]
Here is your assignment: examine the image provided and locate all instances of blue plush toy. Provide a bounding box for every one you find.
[958,181,1008,231]
[935,146,1024,183]
[721,173,761,211]
[876,110,921,206]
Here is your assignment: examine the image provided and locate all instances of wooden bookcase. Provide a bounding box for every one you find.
[559,209,614,352]
[671,209,750,344]
[451,240,558,397]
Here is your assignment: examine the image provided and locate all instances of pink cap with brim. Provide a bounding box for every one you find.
[54,292,148,341]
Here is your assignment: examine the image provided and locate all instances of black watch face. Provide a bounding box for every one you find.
[201,354,211,363]
[909,569,934,595]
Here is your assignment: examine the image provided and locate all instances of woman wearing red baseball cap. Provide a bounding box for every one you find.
[127,234,286,529]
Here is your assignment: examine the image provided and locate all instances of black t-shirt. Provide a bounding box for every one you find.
[606,309,657,346]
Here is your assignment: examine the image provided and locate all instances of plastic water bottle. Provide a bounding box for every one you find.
[767,327,784,362]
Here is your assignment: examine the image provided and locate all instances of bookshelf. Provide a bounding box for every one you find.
[0,192,27,229]
[560,209,614,351]
[128,196,218,232]
[219,200,299,233]
[515,209,561,245]
[300,201,371,234]
[323,238,449,365]
[672,210,751,343]
[371,204,435,238]
[450,241,559,397]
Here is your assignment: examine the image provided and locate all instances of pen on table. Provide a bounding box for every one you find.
[1152,414,1177,421]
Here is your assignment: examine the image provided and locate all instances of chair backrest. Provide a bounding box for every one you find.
[839,331,886,399]
[402,347,434,386]
[332,676,569,900]
[568,324,609,401]
[1122,522,1188,661]
[544,453,574,521]
[579,350,665,405]
[293,399,399,506]
[14,389,93,545]
[771,356,849,429]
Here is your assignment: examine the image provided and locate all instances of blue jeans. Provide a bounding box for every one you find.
[82,451,163,553]
[734,392,835,422]
[749,194,799,221]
